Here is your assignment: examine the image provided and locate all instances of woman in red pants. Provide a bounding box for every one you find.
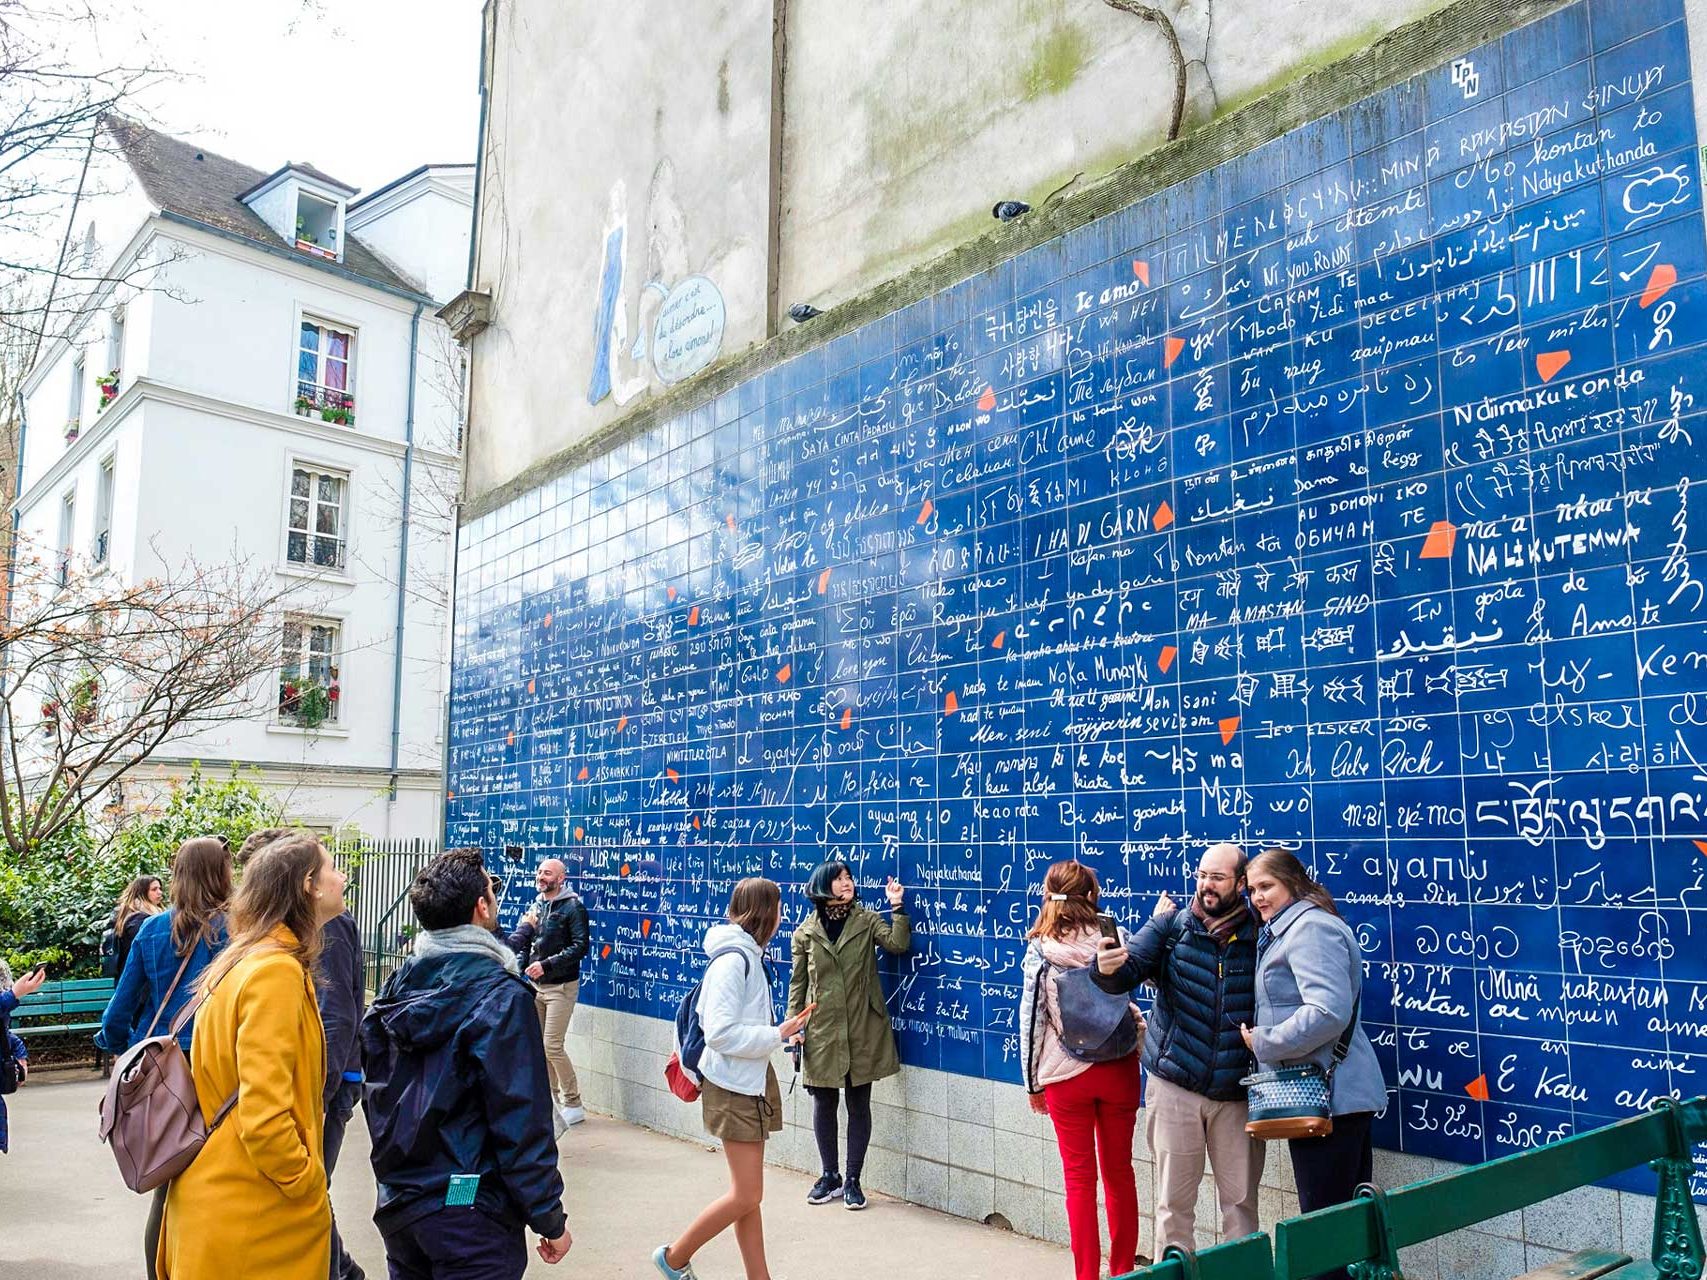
[1020,861,1145,1280]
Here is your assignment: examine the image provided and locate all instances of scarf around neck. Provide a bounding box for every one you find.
[1191,894,1251,946]
[819,897,855,944]
[414,924,520,975]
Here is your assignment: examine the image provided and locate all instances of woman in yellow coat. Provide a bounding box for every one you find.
[159,833,349,1280]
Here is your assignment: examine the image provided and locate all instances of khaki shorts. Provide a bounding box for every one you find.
[701,1065,782,1143]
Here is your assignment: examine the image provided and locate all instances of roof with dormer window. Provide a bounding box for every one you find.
[102,115,427,298]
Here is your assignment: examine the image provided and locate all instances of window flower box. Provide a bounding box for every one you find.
[293,391,355,427]
[278,672,340,728]
[96,370,120,411]
[64,417,80,443]
[70,673,99,726]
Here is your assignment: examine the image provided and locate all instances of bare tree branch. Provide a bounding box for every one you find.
[0,1,178,377]
[1100,0,1188,141]
[0,532,312,854]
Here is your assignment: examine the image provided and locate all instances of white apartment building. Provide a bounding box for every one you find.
[12,118,472,838]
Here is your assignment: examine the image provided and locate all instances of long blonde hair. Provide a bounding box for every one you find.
[195,835,327,996]
[114,875,164,934]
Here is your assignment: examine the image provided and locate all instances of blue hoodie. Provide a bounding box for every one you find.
[360,941,566,1239]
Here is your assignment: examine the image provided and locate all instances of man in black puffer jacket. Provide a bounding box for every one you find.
[1094,841,1261,1253]
[363,849,571,1278]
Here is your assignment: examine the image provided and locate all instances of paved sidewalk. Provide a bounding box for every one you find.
[5,1072,1069,1279]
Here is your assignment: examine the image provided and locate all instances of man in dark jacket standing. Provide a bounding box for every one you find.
[363,848,571,1278]
[506,857,591,1128]
[1094,841,1262,1253]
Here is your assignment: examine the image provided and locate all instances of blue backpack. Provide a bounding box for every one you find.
[665,946,758,1101]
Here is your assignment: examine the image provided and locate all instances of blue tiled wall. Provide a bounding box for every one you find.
[450,0,1707,1194]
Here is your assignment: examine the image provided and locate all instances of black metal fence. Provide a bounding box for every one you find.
[344,837,438,994]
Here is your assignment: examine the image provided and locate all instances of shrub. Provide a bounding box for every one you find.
[0,817,144,977]
[0,766,286,976]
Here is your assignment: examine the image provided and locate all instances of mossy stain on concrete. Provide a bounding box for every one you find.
[1024,24,1089,99]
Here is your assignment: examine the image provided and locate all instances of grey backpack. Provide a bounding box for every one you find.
[1051,963,1142,1064]
[97,948,236,1193]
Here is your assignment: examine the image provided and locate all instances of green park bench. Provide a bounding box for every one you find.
[1117,1096,1707,1280]
[10,977,114,1068]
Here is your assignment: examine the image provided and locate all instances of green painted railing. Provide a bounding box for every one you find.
[1118,1096,1707,1280]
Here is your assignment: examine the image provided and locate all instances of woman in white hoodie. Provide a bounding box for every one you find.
[654,878,813,1280]
[1020,861,1145,1280]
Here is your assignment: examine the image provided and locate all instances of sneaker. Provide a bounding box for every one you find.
[806,1171,843,1204]
[559,1104,586,1127]
[652,1244,698,1280]
[843,1176,867,1210]
[551,1108,568,1139]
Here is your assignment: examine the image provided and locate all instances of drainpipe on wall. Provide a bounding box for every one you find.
[387,303,424,812]
[4,390,28,620]
[0,390,29,711]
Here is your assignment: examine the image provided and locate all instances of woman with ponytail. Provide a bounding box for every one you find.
[1019,861,1144,1280]
[98,836,233,1280]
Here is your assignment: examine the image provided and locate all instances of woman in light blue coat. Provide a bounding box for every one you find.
[1240,848,1386,1271]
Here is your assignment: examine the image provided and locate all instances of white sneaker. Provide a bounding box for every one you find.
[551,1108,568,1139]
[559,1104,586,1126]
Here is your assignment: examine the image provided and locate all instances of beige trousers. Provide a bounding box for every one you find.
[535,978,581,1108]
[1144,1073,1264,1251]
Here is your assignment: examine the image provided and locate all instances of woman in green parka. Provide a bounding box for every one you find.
[787,861,910,1211]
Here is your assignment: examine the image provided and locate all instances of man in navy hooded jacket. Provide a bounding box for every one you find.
[362,848,571,1278]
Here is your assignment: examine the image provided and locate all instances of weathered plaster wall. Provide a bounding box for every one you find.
[464,0,773,501]
[775,0,1450,312]
[464,0,1461,504]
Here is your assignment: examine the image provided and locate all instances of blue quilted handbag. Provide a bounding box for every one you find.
[1241,999,1358,1140]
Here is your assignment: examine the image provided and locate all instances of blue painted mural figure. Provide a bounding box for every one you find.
[453,0,1707,1203]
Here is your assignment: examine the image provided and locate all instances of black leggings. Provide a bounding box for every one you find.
[1288,1111,1375,1280]
[807,1078,873,1179]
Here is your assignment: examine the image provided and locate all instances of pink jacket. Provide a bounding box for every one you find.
[1020,927,1144,1090]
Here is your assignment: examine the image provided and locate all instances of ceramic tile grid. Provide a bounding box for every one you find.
[449,0,1707,1197]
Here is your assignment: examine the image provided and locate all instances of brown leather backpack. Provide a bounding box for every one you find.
[97,947,236,1192]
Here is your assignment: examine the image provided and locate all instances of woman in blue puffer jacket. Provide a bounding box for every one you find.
[95,836,232,1280]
